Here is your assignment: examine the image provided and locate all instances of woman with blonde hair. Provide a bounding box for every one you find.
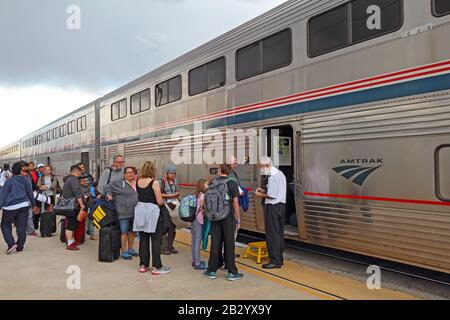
[133,161,171,275]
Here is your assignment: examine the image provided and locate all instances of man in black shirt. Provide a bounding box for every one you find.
[205,164,244,281]
[62,165,87,251]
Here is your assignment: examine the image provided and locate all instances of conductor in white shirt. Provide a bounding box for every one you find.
[254,156,286,269]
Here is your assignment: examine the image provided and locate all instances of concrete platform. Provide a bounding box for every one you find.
[0,220,418,300]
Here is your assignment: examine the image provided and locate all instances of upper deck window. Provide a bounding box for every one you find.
[131,89,151,114]
[236,29,292,81]
[53,128,59,140]
[308,0,403,57]
[60,124,66,137]
[111,99,127,121]
[156,76,181,107]
[433,0,450,17]
[77,116,87,132]
[189,57,226,96]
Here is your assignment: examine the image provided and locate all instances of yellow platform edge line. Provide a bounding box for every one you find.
[175,230,419,300]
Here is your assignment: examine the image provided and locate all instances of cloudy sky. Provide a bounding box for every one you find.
[0,0,286,149]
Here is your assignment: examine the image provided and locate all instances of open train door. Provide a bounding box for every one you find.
[257,123,301,238]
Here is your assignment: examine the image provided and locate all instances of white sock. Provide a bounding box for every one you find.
[68,240,75,246]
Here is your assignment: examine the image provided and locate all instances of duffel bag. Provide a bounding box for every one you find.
[54,198,77,217]
[90,199,117,229]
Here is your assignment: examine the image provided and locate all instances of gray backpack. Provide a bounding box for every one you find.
[205,177,231,221]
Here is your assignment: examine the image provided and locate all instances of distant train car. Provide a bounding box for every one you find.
[1,0,449,273]
[0,141,21,166]
[17,104,96,177]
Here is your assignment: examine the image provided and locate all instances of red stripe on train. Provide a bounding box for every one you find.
[179,183,253,191]
[125,59,450,137]
[304,192,450,207]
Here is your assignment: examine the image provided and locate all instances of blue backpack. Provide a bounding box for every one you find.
[179,194,197,222]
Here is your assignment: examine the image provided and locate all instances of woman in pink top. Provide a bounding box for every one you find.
[192,179,208,270]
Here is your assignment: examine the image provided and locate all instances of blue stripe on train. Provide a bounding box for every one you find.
[103,72,450,147]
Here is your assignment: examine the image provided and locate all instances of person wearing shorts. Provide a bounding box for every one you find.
[62,165,86,251]
[104,167,139,260]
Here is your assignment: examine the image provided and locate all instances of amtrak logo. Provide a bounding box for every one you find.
[333,159,383,186]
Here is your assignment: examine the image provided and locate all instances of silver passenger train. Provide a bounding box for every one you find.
[1,0,450,273]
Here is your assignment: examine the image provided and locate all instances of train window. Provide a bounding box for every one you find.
[352,0,402,43]
[308,0,403,57]
[112,103,119,121]
[131,92,141,114]
[433,0,450,17]
[189,58,225,96]
[262,29,292,74]
[155,81,168,106]
[53,128,59,140]
[189,65,207,96]
[60,124,66,137]
[435,145,450,201]
[141,89,150,111]
[119,100,127,118]
[67,121,74,135]
[77,116,87,132]
[156,76,182,107]
[237,29,291,81]
[237,42,261,81]
[207,57,226,90]
[47,131,52,141]
[168,76,182,103]
[308,4,349,57]
[111,99,127,121]
[131,89,151,114]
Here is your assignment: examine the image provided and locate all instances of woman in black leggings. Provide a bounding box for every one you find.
[135,161,171,275]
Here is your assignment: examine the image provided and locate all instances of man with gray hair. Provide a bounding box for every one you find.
[97,155,125,197]
[254,156,286,269]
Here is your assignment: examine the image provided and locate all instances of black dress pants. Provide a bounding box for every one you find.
[264,203,285,266]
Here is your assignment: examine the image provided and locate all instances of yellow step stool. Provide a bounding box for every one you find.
[243,241,269,264]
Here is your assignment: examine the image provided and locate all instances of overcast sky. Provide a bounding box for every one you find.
[0,0,286,149]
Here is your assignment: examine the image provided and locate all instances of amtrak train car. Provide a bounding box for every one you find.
[0,141,21,165]
[1,0,449,273]
[19,103,96,177]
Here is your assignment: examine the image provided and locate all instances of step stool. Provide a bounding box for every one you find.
[243,241,269,264]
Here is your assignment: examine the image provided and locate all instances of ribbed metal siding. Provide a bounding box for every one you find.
[303,199,450,270]
[301,93,450,272]
[302,93,450,144]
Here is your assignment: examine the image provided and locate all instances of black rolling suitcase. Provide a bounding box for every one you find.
[99,225,121,262]
[39,202,57,238]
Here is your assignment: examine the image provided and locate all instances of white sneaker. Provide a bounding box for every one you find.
[152,266,172,275]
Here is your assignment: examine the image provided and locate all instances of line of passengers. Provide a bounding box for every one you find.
[0,153,287,281]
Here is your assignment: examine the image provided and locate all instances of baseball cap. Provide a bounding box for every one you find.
[37,164,45,168]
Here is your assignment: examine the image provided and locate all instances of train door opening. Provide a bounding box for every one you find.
[260,124,298,236]
[81,152,90,173]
